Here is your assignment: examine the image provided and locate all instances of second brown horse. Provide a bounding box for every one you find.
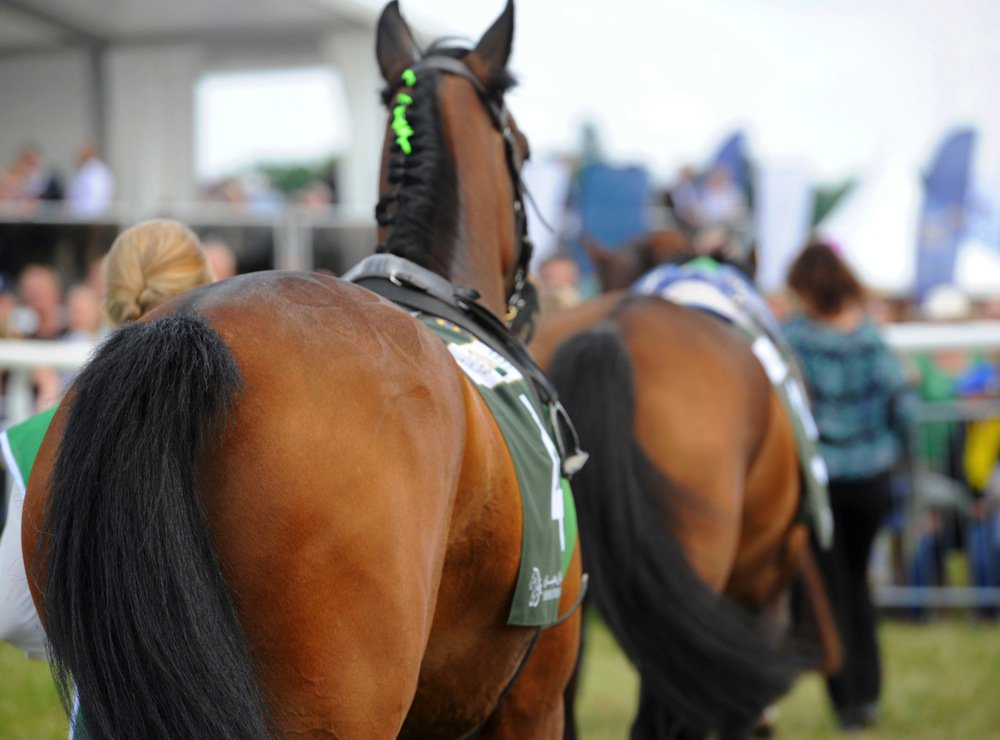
[532,239,839,739]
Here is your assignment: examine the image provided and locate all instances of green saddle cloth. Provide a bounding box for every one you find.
[1,405,58,493]
[421,315,579,626]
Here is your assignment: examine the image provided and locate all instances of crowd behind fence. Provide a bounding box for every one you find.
[2,209,1000,613]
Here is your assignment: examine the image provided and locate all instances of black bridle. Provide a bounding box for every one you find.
[382,54,535,327]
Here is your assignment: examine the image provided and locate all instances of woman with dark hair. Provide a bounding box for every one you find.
[782,240,914,732]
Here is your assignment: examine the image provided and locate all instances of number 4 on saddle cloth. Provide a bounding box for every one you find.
[346,253,589,626]
[633,256,833,549]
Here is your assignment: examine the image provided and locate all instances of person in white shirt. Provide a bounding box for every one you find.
[65,144,114,218]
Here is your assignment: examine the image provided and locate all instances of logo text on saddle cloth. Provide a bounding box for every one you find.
[448,340,524,389]
[449,338,567,602]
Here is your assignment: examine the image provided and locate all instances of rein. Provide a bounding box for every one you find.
[380,54,535,332]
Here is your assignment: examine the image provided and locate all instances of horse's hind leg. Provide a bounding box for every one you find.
[561,624,584,740]
[482,546,584,739]
[631,681,704,739]
[727,390,801,607]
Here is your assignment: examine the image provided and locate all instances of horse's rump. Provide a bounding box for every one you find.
[27,271,549,738]
[539,295,806,734]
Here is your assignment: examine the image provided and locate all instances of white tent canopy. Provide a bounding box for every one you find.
[0,0,401,209]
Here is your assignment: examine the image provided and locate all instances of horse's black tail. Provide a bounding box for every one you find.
[548,324,802,736]
[36,313,271,740]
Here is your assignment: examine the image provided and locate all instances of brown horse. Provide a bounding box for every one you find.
[531,240,840,738]
[21,3,583,738]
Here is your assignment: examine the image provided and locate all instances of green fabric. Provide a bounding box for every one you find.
[912,352,975,472]
[421,315,579,626]
[684,255,723,273]
[0,407,91,738]
[71,707,91,740]
[1,405,57,490]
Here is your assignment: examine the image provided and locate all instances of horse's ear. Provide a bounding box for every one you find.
[376,1,419,83]
[473,0,515,74]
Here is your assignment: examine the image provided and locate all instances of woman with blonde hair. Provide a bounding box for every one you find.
[102,218,214,327]
[1,219,213,664]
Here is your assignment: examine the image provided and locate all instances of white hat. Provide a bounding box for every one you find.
[921,284,971,321]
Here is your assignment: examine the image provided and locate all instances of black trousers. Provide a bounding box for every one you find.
[818,472,893,714]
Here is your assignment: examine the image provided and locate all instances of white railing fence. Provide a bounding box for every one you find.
[3,320,1000,610]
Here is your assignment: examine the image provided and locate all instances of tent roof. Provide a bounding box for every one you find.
[0,0,385,54]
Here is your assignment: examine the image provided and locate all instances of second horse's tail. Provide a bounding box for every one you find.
[548,323,802,735]
[35,313,270,740]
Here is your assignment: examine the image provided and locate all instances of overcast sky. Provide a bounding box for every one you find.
[359,0,1000,188]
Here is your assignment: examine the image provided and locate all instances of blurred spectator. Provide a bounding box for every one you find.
[242,173,284,215]
[8,144,63,203]
[64,283,103,344]
[905,283,978,600]
[85,255,106,301]
[699,164,747,228]
[296,179,335,209]
[691,224,755,278]
[204,240,238,282]
[0,169,20,204]
[668,165,702,232]
[782,240,914,733]
[0,274,17,338]
[16,264,68,412]
[536,250,582,317]
[203,177,247,205]
[959,358,1000,602]
[17,264,67,340]
[0,276,19,430]
[65,143,114,218]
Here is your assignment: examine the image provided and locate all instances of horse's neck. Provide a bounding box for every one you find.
[449,238,508,316]
[446,139,512,318]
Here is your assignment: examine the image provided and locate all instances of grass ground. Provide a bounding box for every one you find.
[574,613,1000,739]
[2,615,998,738]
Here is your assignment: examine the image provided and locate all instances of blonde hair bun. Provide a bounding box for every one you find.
[102,219,214,327]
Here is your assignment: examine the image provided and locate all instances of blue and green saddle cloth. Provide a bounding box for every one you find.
[633,257,833,548]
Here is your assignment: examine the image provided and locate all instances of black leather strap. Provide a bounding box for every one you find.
[351,263,587,477]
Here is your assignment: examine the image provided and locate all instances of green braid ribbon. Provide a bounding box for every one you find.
[392,68,417,155]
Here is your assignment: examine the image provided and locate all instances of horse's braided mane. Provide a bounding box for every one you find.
[376,42,516,277]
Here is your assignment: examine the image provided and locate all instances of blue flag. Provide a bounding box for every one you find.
[915,128,977,299]
[706,130,750,193]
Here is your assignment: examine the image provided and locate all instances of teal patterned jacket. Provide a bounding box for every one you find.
[781,313,915,481]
